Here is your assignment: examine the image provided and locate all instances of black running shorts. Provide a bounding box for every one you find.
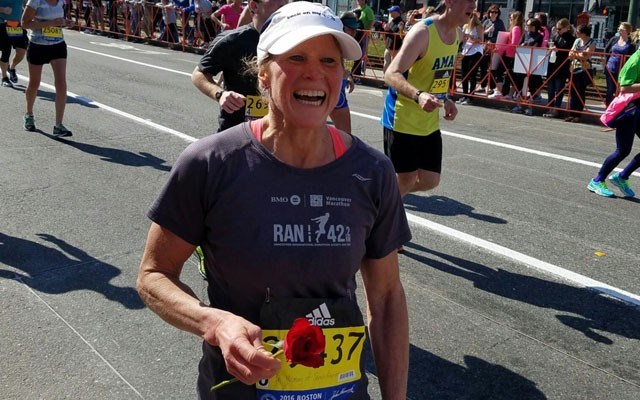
[383,127,443,174]
[0,24,28,63]
[27,41,67,65]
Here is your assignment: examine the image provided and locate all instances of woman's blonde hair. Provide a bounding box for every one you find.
[555,18,570,31]
[631,28,640,45]
[509,11,523,31]
[468,12,481,31]
[619,22,633,35]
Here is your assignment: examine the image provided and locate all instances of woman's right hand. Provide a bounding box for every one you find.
[206,312,282,385]
[51,17,66,27]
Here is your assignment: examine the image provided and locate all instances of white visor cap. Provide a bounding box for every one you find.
[257,1,362,62]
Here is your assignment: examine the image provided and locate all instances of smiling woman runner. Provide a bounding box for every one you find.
[21,0,71,137]
[137,2,411,399]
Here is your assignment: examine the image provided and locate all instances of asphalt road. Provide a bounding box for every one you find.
[1,30,639,399]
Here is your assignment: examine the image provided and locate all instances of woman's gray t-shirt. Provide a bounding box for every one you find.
[148,122,411,398]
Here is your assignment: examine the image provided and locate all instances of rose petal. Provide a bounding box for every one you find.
[284,318,326,368]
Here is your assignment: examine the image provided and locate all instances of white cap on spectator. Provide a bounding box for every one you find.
[257,1,362,62]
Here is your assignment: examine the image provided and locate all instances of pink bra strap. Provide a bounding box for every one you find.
[249,120,347,159]
[327,125,347,158]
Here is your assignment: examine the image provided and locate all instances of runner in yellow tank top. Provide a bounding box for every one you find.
[382,0,477,197]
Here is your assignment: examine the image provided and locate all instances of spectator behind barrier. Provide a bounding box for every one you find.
[488,10,523,100]
[457,10,484,104]
[382,5,404,73]
[158,0,179,43]
[566,24,595,123]
[534,11,549,47]
[478,4,505,94]
[543,17,575,118]
[194,0,216,47]
[604,22,635,106]
[510,17,543,115]
[351,0,374,80]
[211,0,243,31]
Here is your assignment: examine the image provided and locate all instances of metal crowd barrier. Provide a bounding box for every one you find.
[63,0,218,49]
[59,7,635,119]
[451,42,633,119]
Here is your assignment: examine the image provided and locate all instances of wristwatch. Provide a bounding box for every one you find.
[413,90,423,104]
[214,90,224,101]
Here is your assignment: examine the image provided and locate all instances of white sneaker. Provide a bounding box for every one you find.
[488,92,503,99]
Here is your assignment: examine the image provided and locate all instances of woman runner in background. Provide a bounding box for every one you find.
[21,0,71,137]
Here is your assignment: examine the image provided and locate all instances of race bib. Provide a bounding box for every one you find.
[429,68,453,94]
[42,26,63,41]
[258,297,368,400]
[6,21,23,37]
[6,26,23,37]
[245,95,269,121]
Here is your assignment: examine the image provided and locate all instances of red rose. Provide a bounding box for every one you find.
[283,318,326,368]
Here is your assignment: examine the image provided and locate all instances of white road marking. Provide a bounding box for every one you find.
[63,43,639,180]
[24,77,198,143]
[68,45,192,76]
[406,213,640,307]
[88,41,168,55]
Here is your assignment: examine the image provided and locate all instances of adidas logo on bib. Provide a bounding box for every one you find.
[305,302,335,327]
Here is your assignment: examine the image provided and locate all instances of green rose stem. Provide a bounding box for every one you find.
[210,347,284,392]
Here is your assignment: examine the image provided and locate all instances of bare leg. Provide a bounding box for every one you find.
[10,48,26,69]
[0,60,7,78]
[50,58,68,125]
[25,62,43,115]
[397,170,440,197]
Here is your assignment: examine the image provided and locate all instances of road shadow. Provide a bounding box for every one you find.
[0,232,143,309]
[57,138,171,171]
[7,84,98,108]
[404,195,507,224]
[620,196,640,204]
[403,242,640,344]
[364,343,546,399]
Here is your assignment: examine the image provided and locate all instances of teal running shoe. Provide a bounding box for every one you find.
[609,172,636,197]
[52,123,72,138]
[587,179,614,197]
[24,114,36,131]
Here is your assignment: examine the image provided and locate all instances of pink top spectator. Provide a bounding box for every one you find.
[505,25,522,58]
[215,4,244,30]
[541,26,550,47]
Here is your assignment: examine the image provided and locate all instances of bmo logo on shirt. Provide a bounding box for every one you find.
[270,195,301,205]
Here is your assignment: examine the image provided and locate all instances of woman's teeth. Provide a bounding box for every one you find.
[294,90,326,105]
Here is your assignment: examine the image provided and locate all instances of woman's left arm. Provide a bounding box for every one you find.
[361,252,409,400]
